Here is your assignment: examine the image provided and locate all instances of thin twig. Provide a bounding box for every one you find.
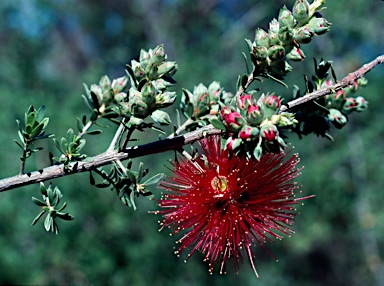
[107,121,126,151]
[0,125,222,193]
[1,55,383,193]
[78,120,94,138]
[280,54,384,112]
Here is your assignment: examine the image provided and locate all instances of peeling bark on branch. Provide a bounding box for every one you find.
[0,54,383,193]
[0,125,222,192]
[280,54,384,112]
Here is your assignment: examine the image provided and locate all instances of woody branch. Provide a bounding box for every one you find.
[0,54,383,193]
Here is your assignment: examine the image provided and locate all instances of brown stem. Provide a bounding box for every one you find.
[1,55,383,193]
[0,125,222,193]
[280,54,384,112]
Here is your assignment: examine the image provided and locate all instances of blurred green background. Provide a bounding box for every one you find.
[0,0,383,285]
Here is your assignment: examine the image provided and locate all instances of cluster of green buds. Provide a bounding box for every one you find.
[324,78,368,128]
[180,82,233,129]
[219,93,297,159]
[246,0,330,79]
[82,75,128,121]
[121,45,178,126]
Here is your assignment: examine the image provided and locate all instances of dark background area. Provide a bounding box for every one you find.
[0,0,383,285]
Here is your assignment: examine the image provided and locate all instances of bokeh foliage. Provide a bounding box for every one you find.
[0,0,383,285]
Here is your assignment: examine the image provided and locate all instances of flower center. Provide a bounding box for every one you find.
[211,176,228,192]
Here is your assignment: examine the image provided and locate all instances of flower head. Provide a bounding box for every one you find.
[155,136,308,276]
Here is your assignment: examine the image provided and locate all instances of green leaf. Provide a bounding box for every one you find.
[130,190,137,211]
[57,202,67,212]
[76,117,84,133]
[56,212,75,221]
[44,214,53,232]
[53,138,65,154]
[14,140,24,149]
[241,74,248,89]
[18,130,25,144]
[66,128,74,142]
[143,173,164,186]
[89,171,95,185]
[82,94,93,111]
[36,105,46,123]
[40,182,48,196]
[253,144,263,161]
[85,129,102,135]
[32,197,47,207]
[90,91,100,110]
[90,109,99,122]
[209,117,226,131]
[138,162,145,181]
[31,211,46,225]
[242,52,250,74]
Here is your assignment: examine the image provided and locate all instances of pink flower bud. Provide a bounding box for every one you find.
[247,105,264,125]
[239,126,259,140]
[355,96,368,112]
[221,107,246,132]
[286,47,305,61]
[343,97,357,112]
[225,137,242,151]
[263,95,281,110]
[261,124,278,142]
[328,108,347,129]
[237,94,252,109]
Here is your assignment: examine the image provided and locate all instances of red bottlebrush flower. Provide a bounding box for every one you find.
[155,136,309,276]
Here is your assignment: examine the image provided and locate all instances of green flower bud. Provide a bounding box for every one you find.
[247,104,264,125]
[139,49,150,62]
[343,96,368,113]
[131,99,148,118]
[268,31,281,46]
[99,75,111,90]
[129,87,143,101]
[294,26,313,44]
[253,46,268,62]
[255,28,270,48]
[328,108,347,129]
[152,45,166,64]
[269,18,280,34]
[131,60,145,79]
[272,112,298,127]
[261,123,279,142]
[268,45,285,62]
[141,82,156,99]
[145,63,158,80]
[293,0,310,25]
[278,6,295,28]
[119,102,131,117]
[151,110,171,125]
[278,26,294,45]
[111,76,128,94]
[114,92,126,102]
[262,94,282,110]
[307,17,331,35]
[326,89,346,109]
[155,91,177,108]
[286,47,305,61]
[157,61,177,76]
[208,82,223,102]
[355,96,368,112]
